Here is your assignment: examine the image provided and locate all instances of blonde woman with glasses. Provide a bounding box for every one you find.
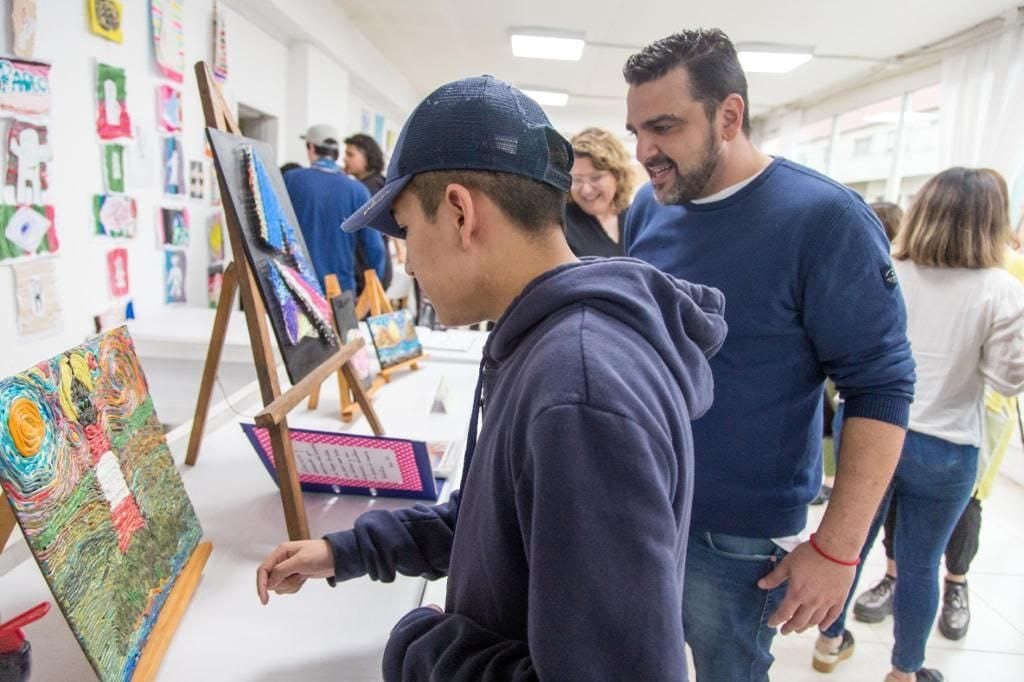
[565,127,635,257]
[815,167,1024,682]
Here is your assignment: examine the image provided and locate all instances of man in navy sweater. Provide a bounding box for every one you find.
[256,76,729,680]
[622,30,916,680]
[284,123,387,294]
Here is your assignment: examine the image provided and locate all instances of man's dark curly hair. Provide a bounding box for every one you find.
[623,29,750,135]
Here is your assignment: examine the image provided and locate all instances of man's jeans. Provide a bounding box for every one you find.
[684,531,788,681]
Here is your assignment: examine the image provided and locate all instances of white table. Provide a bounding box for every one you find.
[0,359,479,681]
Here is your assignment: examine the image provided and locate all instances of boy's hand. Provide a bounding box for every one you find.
[257,539,335,604]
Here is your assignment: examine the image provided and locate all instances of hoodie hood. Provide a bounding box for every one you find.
[485,257,727,419]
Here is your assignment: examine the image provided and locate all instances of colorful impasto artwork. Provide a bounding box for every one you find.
[207,129,338,383]
[0,328,203,681]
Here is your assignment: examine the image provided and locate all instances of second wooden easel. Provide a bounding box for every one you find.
[306,274,386,423]
[184,61,383,541]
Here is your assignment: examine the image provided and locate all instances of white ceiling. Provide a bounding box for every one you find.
[341,0,1019,135]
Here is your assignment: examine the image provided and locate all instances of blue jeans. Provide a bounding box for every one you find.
[823,430,978,673]
[684,532,788,681]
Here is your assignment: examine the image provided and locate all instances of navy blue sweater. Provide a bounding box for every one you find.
[624,158,916,538]
[325,258,728,680]
[284,160,387,292]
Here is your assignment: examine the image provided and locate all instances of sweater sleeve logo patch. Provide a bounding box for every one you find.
[881,264,898,289]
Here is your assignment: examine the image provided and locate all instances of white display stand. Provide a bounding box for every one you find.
[0,360,478,681]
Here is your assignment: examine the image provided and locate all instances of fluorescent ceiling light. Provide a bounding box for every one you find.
[736,44,813,73]
[521,88,569,107]
[510,29,585,61]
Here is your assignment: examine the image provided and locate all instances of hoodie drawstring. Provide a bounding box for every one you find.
[459,358,486,490]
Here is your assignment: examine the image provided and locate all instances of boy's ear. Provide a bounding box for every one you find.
[444,184,479,249]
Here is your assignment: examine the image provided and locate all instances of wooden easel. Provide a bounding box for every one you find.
[184,61,382,541]
[0,493,15,552]
[306,274,386,423]
[357,270,426,382]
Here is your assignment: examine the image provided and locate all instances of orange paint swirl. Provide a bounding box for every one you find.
[9,398,44,457]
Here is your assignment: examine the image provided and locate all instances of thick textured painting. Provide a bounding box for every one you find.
[0,327,202,681]
[207,128,338,384]
[367,309,423,369]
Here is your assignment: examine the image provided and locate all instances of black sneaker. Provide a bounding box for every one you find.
[812,629,855,673]
[939,580,970,640]
[853,574,895,623]
[811,485,832,506]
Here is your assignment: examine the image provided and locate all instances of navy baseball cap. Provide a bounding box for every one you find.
[341,75,573,239]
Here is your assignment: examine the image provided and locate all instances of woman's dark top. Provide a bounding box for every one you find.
[564,202,626,258]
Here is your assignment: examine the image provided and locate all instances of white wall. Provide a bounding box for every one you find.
[0,1,412,379]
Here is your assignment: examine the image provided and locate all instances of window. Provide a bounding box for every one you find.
[853,137,872,157]
[794,117,833,173]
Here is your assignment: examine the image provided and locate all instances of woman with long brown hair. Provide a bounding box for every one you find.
[815,167,1024,682]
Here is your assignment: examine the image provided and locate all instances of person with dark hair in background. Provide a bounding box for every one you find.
[622,29,915,681]
[565,127,634,257]
[343,133,387,193]
[871,201,905,243]
[279,162,302,176]
[284,123,387,295]
[256,75,728,681]
[344,132,394,291]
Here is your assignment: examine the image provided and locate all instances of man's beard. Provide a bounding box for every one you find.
[651,130,721,205]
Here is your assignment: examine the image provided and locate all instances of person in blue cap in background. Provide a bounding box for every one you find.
[256,75,728,681]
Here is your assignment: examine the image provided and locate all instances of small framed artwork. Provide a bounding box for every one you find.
[366,309,423,369]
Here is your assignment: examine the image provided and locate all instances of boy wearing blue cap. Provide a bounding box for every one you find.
[257,76,727,681]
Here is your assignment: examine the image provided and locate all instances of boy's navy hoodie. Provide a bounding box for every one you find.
[324,258,727,681]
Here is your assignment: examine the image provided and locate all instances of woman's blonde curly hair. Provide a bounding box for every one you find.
[570,127,635,214]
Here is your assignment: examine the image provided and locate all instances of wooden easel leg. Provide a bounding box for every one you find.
[307,383,321,410]
[342,360,385,436]
[0,495,16,554]
[185,261,240,466]
[335,370,347,422]
[268,420,310,540]
[130,541,213,682]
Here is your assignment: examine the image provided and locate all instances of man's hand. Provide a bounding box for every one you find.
[256,539,335,604]
[757,542,856,634]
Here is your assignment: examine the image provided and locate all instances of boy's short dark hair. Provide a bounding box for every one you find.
[309,141,339,161]
[623,29,751,135]
[407,170,565,234]
[344,133,386,175]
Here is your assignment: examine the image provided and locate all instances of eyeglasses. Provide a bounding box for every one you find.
[570,171,612,187]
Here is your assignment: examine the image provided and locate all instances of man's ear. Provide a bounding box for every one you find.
[719,93,746,142]
[444,184,479,250]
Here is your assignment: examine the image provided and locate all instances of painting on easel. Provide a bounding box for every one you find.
[0,327,203,681]
[206,128,338,383]
[367,309,423,369]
